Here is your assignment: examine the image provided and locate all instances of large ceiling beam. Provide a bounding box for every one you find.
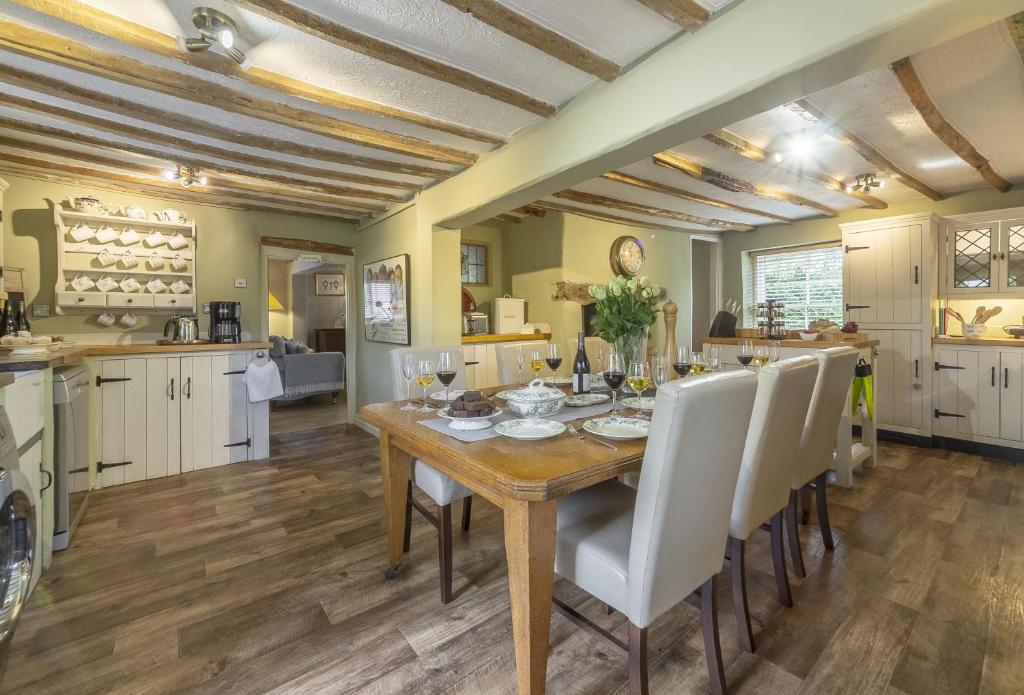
[438,1,619,81]
[652,152,838,216]
[10,0,504,147]
[0,116,399,207]
[535,200,709,234]
[890,57,1012,192]
[634,0,710,32]
[0,136,380,215]
[554,188,754,231]
[601,170,794,223]
[703,129,888,209]
[0,158,362,222]
[0,18,475,166]
[233,0,555,117]
[0,65,448,180]
[789,99,944,201]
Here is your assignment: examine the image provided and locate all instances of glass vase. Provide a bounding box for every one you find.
[614,325,650,368]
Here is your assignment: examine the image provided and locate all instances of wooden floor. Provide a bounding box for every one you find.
[269,392,348,435]
[5,427,1023,694]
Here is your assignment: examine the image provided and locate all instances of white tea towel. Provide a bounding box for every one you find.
[244,360,283,402]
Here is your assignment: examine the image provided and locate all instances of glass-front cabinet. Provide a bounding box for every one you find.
[944,218,1024,296]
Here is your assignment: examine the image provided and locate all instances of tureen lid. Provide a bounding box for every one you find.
[508,379,565,402]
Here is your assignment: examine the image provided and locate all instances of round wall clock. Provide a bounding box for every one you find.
[609,235,645,276]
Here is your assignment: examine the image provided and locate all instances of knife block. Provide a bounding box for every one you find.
[708,311,737,338]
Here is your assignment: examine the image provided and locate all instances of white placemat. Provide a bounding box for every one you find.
[418,400,618,443]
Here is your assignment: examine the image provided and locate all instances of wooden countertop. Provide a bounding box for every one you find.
[933,336,1024,348]
[0,341,271,372]
[703,336,880,349]
[0,373,14,389]
[461,332,551,344]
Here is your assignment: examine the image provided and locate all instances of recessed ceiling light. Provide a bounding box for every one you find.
[771,131,824,164]
[186,7,246,65]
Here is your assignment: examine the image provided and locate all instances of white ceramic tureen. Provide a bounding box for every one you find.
[504,379,565,419]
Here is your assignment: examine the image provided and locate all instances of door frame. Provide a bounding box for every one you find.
[258,246,357,425]
[689,235,723,349]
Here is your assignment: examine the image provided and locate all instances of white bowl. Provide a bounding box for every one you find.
[798,332,820,341]
[962,323,986,339]
[504,379,565,419]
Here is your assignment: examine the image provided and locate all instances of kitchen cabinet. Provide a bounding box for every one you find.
[842,218,924,325]
[98,358,148,486]
[462,340,544,389]
[933,346,1024,444]
[942,215,1024,296]
[872,329,927,433]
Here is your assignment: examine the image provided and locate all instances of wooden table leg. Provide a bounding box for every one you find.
[504,499,557,695]
[380,431,411,577]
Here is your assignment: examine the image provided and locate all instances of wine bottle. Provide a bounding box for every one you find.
[0,300,10,337]
[16,300,30,333]
[3,300,18,336]
[572,331,591,394]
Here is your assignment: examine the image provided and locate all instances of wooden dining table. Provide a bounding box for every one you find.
[359,388,647,694]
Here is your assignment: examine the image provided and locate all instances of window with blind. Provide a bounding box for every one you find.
[746,243,843,329]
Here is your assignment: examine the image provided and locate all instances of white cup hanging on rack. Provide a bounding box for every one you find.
[120,248,139,268]
[69,223,95,242]
[146,278,167,294]
[95,275,118,292]
[118,228,140,246]
[95,225,118,244]
[147,251,165,270]
[170,253,188,272]
[167,232,188,250]
[70,273,95,292]
[170,278,190,294]
[145,230,167,247]
[96,247,117,267]
[97,310,116,327]
[119,312,138,327]
[119,276,140,293]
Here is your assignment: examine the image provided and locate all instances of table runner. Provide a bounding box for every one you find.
[418,400,622,443]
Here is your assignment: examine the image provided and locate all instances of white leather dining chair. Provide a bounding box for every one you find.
[728,356,818,653]
[388,345,473,604]
[552,370,758,695]
[787,346,860,577]
[494,342,548,386]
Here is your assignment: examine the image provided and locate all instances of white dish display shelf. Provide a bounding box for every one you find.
[54,205,198,315]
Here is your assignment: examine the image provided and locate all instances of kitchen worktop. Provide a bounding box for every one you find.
[933,336,1024,348]
[461,332,551,344]
[0,341,272,372]
[703,336,880,349]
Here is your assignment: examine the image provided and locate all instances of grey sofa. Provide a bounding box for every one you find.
[269,335,345,402]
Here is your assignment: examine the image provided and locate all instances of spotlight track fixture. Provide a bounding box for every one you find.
[186,7,245,65]
[164,165,208,188]
[845,173,884,194]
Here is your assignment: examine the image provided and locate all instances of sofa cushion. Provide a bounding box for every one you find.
[284,340,311,354]
[269,335,286,358]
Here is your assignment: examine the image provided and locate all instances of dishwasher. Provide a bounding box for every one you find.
[53,365,90,552]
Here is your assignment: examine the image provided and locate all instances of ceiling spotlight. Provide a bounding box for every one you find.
[771,131,822,164]
[186,7,245,65]
[845,173,884,194]
[164,165,206,188]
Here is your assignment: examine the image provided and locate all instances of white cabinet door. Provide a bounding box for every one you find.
[843,229,877,324]
[874,329,925,432]
[213,352,251,464]
[181,355,213,471]
[99,358,147,486]
[462,345,478,390]
[998,219,1024,292]
[932,348,960,436]
[946,223,997,295]
[977,352,1001,439]
[999,351,1023,441]
[145,357,180,479]
[874,224,922,324]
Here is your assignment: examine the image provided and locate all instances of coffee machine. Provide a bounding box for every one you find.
[208,301,242,343]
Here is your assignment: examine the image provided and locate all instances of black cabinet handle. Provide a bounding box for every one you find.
[1006,367,1010,389]
[223,370,246,375]
[224,438,252,448]
[914,265,919,284]
[465,361,480,366]
[40,468,53,492]
[914,359,919,379]
[934,362,965,371]
[1001,252,1007,261]
[96,376,131,386]
[169,377,175,400]
[96,460,132,472]
[992,366,996,387]
[934,409,965,418]
[844,245,869,253]
[184,377,191,399]
[846,304,871,311]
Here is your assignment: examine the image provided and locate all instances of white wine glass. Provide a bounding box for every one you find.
[401,353,417,410]
[768,340,781,363]
[690,352,708,376]
[651,356,667,391]
[415,359,436,413]
[530,350,545,378]
[752,345,770,370]
[626,360,651,420]
[706,345,721,373]
[514,346,526,385]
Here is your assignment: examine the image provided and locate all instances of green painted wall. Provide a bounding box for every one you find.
[723,186,1024,318]
[1,172,356,338]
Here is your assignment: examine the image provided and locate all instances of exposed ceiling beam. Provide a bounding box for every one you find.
[497,214,522,223]
[1008,12,1024,62]
[0,64,448,179]
[703,129,887,209]
[233,0,556,117]
[890,57,1012,192]
[10,0,504,147]
[0,158,361,222]
[0,136,380,215]
[601,170,794,224]
[553,189,755,231]
[535,200,710,234]
[790,99,944,201]
[0,116,399,207]
[0,19,475,166]
[651,152,838,216]
[438,1,619,81]
[634,0,710,32]
[513,205,547,217]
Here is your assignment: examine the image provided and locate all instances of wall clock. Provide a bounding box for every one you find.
[609,235,645,276]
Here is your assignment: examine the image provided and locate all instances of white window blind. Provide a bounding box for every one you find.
[746,243,843,329]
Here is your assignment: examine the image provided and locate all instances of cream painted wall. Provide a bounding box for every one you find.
[0,172,357,338]
[723,186,1024,323]
[267,257,293,337]
[459,223,507,318]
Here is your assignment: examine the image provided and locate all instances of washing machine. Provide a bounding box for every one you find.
[0,407,35,680]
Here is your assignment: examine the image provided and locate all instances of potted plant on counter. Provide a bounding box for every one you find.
[588,275,661,366]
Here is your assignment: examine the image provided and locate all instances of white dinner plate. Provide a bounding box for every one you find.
[621,396,656,411]
[583,416,650,440]
[428,389,466,403]
[564,393,611,407]
[438,407,502,431]
[494,418,566,441]
[542,375,572,386]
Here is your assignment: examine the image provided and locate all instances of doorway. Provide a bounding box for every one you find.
[690,237,722,351]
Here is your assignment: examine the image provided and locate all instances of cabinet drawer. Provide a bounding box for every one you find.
[57,291,107,308]
[5,371,45,446]
[108,294,155,308]
[154,294,194,310]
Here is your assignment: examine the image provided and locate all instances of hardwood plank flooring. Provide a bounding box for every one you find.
[4,434,1024,694]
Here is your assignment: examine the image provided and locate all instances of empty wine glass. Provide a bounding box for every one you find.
[673,345,692,378]
[706,345,721,373]
[604,350,625,412]
[768,340,782,363]
[415,359,436,413]
[737,339,754,370]
[651,356,667,391]
[626,360,651,420]
[436,351,456,406]
[514,346,526,384]
[546,343,562,380]
[401,353,417,410]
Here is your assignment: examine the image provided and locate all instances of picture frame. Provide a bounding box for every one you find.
[363,253,410,345]
[315,273,345,296]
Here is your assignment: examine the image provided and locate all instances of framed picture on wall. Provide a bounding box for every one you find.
[363,254,410,345]
[315,273,345,296]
